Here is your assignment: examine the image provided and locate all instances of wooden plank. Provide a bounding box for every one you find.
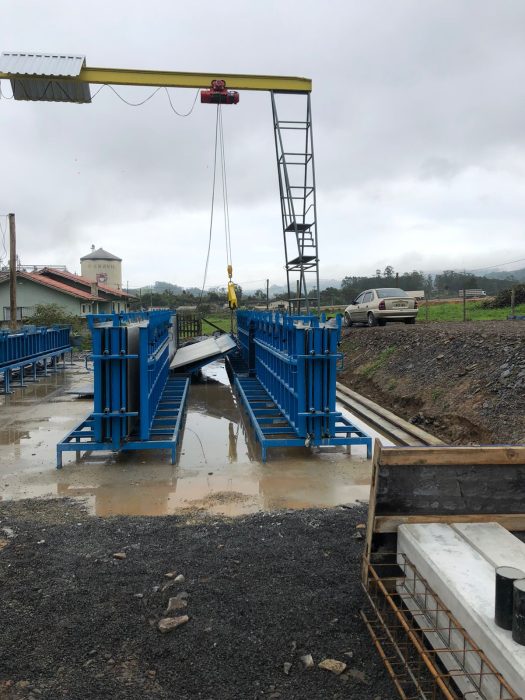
[374,513,525,533]
[379,445,525,466]
[336,382,445,446]
[362,439,382,583]
[337,393,424,446]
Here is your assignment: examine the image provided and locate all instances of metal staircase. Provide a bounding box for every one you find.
[271,92,320,314]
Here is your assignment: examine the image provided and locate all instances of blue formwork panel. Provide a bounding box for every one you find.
[0,325,72,394]
[57,311,189,466]
[232,311,372,460]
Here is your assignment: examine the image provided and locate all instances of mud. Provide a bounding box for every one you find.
[0,360,376,516]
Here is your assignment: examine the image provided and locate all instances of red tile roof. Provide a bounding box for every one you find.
[36,268,133,298]
[19,271,97,300]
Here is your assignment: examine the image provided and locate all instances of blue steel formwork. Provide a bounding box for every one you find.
[232,310,372,461]
[57,311,189,467]
[0,325,72,394]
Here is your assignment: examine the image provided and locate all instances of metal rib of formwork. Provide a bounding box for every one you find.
[232,311,372,461]
[0,325,72,394]
[56,311,189,467]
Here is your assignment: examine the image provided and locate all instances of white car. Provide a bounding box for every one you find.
[344,288,418,327]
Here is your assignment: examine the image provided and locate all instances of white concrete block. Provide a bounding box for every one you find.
[452,521,525,571]
[398,523,525,697]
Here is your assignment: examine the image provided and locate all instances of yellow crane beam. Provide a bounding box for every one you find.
[0,65,311,93]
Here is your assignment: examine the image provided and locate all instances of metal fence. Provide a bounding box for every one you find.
[0,325,72,393]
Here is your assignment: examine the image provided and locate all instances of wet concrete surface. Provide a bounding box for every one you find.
[0,359,385,516]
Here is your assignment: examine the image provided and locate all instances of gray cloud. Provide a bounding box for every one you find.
[1,0,525,286]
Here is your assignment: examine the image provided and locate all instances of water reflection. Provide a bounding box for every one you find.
[0,360,374,516]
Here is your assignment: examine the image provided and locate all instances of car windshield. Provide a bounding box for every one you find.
[376,288,409,298]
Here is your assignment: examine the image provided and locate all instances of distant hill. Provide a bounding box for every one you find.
[482,268,525,282]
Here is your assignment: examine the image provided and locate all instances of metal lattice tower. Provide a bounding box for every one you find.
[271,92,320,314]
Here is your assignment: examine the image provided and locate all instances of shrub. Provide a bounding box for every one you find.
[482,284,525,309]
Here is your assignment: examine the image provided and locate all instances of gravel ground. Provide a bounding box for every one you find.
[0,499,391,700]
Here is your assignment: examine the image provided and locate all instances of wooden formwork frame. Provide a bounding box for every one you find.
[362,440,525,699]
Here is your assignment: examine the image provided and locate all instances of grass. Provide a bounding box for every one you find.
[419,301,525,323]
[360,345,397,378]
[201,313,235,335]
[199,303,525,335]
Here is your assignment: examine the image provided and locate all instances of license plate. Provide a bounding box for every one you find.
[393,303,407,308]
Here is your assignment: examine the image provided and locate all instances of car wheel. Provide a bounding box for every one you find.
[367,312,378,327]
[344,312,353,327]
[404,317,416,325]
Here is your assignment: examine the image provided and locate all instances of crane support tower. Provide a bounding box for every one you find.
[0,52,320,312]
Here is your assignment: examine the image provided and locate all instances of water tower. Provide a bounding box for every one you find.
[80,245,122,290]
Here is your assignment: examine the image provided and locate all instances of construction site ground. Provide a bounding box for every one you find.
[339,320,525,445]
[0,499,391,700]
[2,321,523,698]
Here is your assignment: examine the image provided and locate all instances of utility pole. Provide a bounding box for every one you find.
[266,278,269,311]
[9,213,17,331]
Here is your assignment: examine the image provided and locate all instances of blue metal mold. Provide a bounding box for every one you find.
[232,311,372,461]
[57,311,189,467]
[0,325,72,394]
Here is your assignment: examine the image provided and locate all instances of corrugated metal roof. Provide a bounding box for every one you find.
[0,52,86,76]
[0,52,91,103]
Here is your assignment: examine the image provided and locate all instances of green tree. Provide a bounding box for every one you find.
[26,304,82,332]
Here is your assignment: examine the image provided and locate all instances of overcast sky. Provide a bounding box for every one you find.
[1,0,525,290]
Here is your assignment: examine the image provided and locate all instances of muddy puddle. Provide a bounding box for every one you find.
[0,359,385,516]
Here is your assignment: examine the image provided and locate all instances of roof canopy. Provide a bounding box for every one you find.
[80,247,121,262]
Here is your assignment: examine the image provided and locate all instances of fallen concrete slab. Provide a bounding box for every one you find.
[170,335,236,373]
[398,522,525,698]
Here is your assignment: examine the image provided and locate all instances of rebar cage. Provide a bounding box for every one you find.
[362,552,519,700]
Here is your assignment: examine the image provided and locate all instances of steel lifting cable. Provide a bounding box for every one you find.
[198,104,237,326]
[198,104,220,308]
[218,105,233,270]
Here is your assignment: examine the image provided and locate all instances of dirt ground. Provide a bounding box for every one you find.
[0,498,391,700]
[339,320,525,445]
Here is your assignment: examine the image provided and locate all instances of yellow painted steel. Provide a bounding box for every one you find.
[80,67,311,93]
[0,66,311,93]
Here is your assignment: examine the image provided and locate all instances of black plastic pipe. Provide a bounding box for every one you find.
[513,578,525,645]
[495,566,525,630]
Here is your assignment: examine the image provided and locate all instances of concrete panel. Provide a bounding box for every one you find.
[398,523,525,697]
[170,335,236,372]
[453,521,525,571]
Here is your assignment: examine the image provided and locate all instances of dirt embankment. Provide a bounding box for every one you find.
[339,321,525,445]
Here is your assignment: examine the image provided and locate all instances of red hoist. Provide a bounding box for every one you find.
[201,80,239,312]
[200,79,239,105]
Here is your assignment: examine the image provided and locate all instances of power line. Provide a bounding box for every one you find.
[466,256,525,273]
[0,79,199,116]
[91,83,200,117]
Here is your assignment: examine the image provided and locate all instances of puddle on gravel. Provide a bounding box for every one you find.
[0,359,382,516]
